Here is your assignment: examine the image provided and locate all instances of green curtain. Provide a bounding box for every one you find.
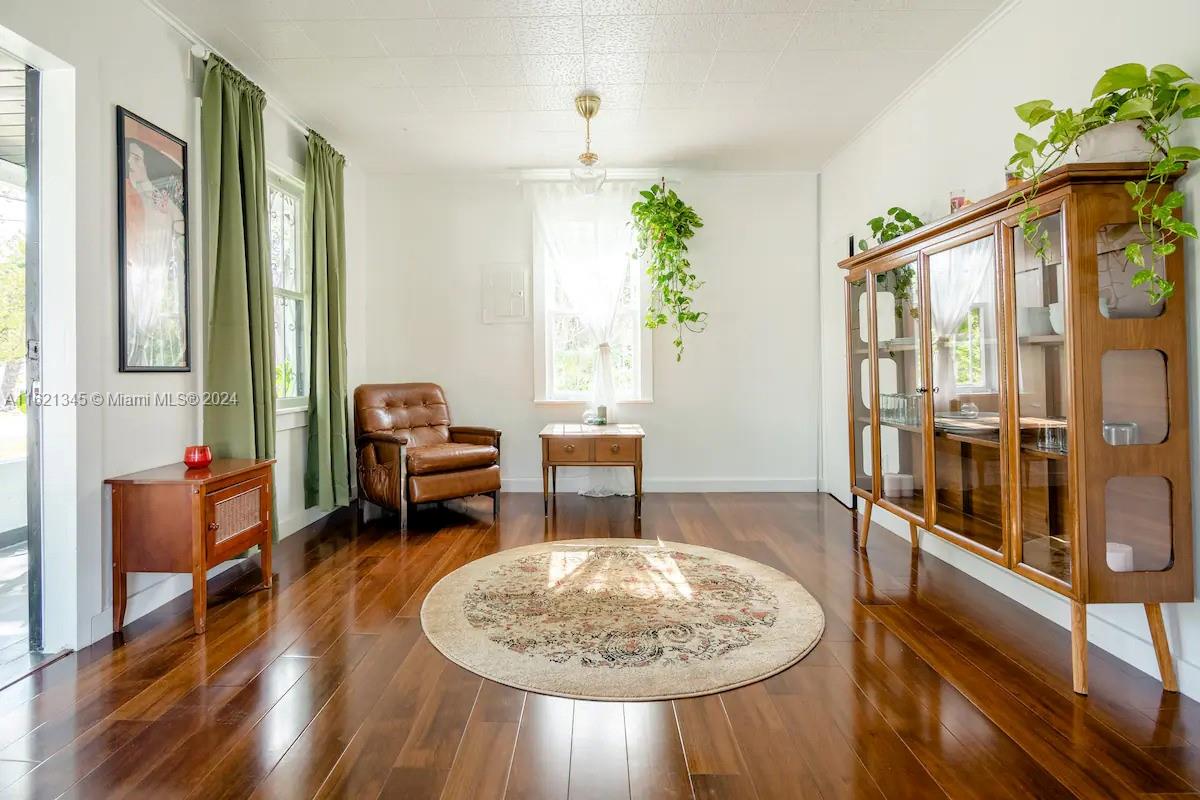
[201,56,276,478]
[303,132,350,510]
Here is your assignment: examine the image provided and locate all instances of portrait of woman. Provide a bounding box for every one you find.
[117,107,189,371]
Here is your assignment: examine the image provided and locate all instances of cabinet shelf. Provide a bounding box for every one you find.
[1018,334,1065,346]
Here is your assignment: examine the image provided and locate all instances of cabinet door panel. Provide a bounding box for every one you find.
[928,234,1006,556]
[873,262,926,520]
[847,276,874,495]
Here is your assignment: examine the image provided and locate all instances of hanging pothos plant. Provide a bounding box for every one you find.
[631,182,706,361]
[1009,62,1200,304]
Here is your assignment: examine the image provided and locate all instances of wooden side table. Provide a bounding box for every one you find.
[106,458,275,635]
[540,423,644,517]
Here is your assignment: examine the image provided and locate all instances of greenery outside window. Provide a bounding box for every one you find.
[267,169,307,410]
[954,304,986,390]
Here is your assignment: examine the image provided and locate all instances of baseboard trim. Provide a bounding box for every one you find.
[500,477,819,493]
[867,503,1200,700]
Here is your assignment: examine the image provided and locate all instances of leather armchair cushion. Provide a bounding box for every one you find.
[409,465,501,504]
[407,442,498,476]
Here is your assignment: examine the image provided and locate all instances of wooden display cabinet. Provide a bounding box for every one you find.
[841,163,1192,694]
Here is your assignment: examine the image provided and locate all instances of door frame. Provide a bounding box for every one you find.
[24,62,41,650]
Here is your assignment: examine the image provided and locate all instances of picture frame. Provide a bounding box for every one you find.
[116,105,190,372]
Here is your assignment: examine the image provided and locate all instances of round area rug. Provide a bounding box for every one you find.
[420,538,825,701]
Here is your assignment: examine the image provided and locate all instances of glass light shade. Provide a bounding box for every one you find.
[571,163,607,195]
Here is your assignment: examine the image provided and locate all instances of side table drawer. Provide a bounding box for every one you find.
[548,437,592,462]
[205,474,270,561]
[595,437,636,462]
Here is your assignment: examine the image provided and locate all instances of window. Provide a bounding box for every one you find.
[954,304,985,389]
[267,170,306,408]
[531,183,652,403]
[545,258,642,401]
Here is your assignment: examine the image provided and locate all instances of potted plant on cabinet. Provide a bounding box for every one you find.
[1009,62,1200,303]
[858,207,924,319]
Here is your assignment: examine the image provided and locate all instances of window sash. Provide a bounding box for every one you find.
[267,169,308,407]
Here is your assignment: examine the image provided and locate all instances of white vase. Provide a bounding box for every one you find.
[1075,120,1157,163]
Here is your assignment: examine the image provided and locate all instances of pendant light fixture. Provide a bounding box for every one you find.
[571,92,605,194]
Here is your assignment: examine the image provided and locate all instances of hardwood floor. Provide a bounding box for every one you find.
[0,491,1196,799]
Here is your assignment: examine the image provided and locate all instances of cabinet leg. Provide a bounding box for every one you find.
[113,568,127,635]
[1071,600,1088,695]
[908,521,920,549]
[542,463,549,516]
[1145,603,1179,692]
[260,538,273,590]
[552,465,557,496]
[634,463,643,518]
[858,501,873,551]
[192,568,207,636]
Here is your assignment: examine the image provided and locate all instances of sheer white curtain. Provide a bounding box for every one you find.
[530,180,638,496]
[928,236,995,411]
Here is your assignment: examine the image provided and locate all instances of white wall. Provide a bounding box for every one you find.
[0,0,365,648]
[364,172,820,492]
[817,0,1200,697]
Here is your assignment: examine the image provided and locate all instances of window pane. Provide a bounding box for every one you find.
[1105,476,1172,572]
[552,314,593,396]
[274,294,306,399]
[268,183,300,293]
[1097,224,1164,319]
[1101,349,1168,445]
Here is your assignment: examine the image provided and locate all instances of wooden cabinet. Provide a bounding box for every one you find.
[841,163,1191,695]
[107,458,275,635]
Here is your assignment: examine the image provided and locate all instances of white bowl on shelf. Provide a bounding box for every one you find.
[1049,302,1065,335]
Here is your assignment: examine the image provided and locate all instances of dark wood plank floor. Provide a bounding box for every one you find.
[0,492,1196,799]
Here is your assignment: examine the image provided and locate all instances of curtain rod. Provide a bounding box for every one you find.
[141,0,350,165]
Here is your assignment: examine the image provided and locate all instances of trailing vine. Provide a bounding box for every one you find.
[859,207,924,319]
[631,182,706,362]
[1009,63,1200,304]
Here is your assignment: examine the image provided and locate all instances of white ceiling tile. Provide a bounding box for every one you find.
[374,19,458,55]
[699,81,767,107]
[706,50,776,81]
[583,15,656,53]
[522,53,586,85]
[239,22,317,60]
[415,85,478,111]
[655,0,741,12]
[265,57,334,84]
[397,56,465,86]
[584,52,648,84]
[457,55,526,85]
[329,57,409,86]
[441,18,518,55]
[736,0,811,10]
[642,82,702,109]
[471,85,532,111]
[511,0,580,14]
[354,0,435,17]
[645,51,714,82]
[428,0,516,16]
[717,13,800,50]
[588,83,643,110]
[513,17,585,54]
[648,15,726,52]
[582,0,658,13]
[296,20,387,57]
[512,110,579,133]
[526,85,580,112]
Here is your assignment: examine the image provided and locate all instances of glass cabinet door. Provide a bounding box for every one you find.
[873,263,925,519]
[848,277,873,494]
[1012,212,1073,584]
[928,235,1005,554]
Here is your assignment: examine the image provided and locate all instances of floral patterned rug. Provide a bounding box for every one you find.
[421,539,825,700]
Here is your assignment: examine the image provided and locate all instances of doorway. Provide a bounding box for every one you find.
[0,49,41,663]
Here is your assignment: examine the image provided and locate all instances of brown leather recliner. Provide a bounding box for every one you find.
[354,383,501,520]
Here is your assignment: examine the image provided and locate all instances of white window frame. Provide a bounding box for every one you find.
[266,163,308,412]
[532,234,653,405]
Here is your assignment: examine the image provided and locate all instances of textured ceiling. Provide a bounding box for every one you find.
[155,0,1003,172]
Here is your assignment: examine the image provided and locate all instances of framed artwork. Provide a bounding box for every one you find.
[116,106,189,371]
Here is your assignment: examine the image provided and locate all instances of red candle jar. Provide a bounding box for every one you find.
[183,445,213,470]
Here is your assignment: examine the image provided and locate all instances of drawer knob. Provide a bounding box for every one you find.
[208,522,219,531]
[610,443,620,453]
[563,444,575,453]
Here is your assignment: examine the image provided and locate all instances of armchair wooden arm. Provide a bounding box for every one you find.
[449,426,502,448]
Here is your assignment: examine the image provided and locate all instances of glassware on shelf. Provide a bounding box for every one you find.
[960,400,979,419]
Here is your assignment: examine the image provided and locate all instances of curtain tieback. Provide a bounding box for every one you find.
[597,342,611,353]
